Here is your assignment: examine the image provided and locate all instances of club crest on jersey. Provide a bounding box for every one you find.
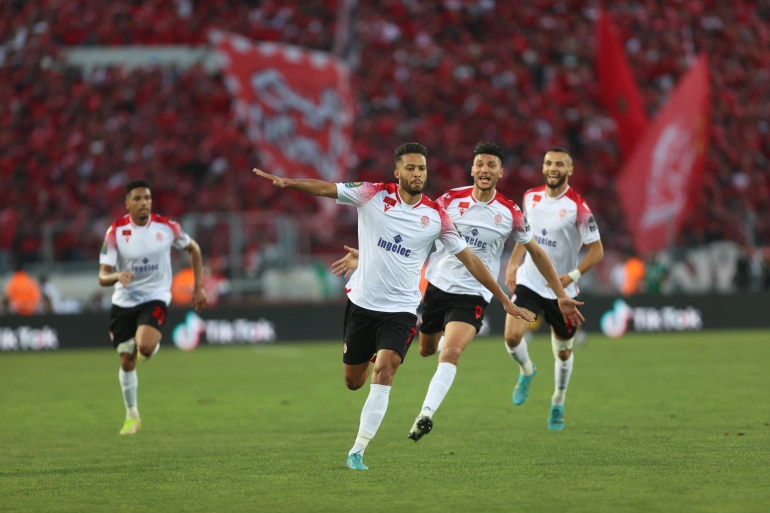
[420,216,430,228]
[122,229,132,243]
[383,196,397,212]
[494,213,503,225]
[156,232,164,241]
[458,201,470,216]
[559,209,567,219]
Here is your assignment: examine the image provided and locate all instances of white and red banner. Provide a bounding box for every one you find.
[616,55,710,254]
[209,30,354,183]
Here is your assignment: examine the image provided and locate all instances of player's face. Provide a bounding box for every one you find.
[471,154,503,191]
[394,153,427,195]
[542,152,573,189]
[125,187,152,223]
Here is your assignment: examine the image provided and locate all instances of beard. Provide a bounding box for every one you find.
[545,173,568,189]
[401,180,424,195]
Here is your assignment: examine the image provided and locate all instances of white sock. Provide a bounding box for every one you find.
[506,340,534,376]
[552,354,574,406]
[119,368,139,418]
[349,384,391,456]
[419,362,457,418]
[436,335,445,353]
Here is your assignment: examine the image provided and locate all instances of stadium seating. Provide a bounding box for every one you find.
[1,0,768,265]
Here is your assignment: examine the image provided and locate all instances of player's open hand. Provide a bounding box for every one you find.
[557,297,585,327]
[192,286,209,313]
[117,271,134,287]
[331,246,359,278]
[505,265,518,293]
[503,298,535,323]
[253,168,291,188]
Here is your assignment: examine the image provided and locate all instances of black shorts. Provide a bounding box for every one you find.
[419,282,488,335]
[109,300,168,346]
[512,285,575,339]
[342,300,418,365]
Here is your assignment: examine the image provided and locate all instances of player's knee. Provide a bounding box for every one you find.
[552,333,573,360]
[439,346,462,365]
[344,377,365,391]
[419,343,437,358]
[505,331,524,348]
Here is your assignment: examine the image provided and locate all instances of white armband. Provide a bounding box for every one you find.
[567,269,582,283]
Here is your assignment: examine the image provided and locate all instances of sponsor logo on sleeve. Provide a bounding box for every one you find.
[588,215,598,232]
[344,182,363,188]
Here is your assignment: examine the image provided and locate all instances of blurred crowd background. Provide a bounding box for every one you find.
[1,0,769,315]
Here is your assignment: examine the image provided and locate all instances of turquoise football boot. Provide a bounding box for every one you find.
[346,452,368,470]
[512,363,537,405]
[548,403,565,431]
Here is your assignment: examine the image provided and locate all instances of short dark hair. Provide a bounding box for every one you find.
[547,147,572,158]
[473,142,505,162]
[394,142,427,165]
[125,179,151,196]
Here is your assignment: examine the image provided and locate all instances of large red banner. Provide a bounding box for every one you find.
[616,55,710,254]
[209,30,354,183]
[596,10,650,157]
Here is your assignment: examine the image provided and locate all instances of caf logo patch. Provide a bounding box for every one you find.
[344,182,363,188]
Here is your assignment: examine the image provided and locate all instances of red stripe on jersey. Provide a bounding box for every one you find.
[437,186,473,209]
[151,213,184,239]
[491,192,528,233]
[524,185,547,196]
[564,188,593,226]
[106,215,131,248]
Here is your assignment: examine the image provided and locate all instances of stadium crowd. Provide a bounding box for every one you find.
[0,0,768,269]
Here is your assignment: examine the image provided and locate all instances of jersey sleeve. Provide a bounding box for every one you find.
[577,201,601,245]
[511,204,533,244]
[99,225,118,266]
[437,208,467,255]
[335,182,383,208]
[169,219,192,250]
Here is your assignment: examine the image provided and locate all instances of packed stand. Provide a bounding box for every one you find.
[1,0,768,270]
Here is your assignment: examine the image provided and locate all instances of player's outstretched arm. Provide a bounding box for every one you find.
[184,239,209,313]
[524,240,585,326]
[331,246,359,278]
[98,264,133,287]
[505,242,527,292]
[454,248,535,322]
[253,168,338,199]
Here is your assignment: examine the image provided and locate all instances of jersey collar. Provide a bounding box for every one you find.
[545,186,570,201]
[396,188,425,208]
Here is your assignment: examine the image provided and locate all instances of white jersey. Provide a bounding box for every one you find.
[100,214,191,308]
[516,186,601,299]
[426,186,533,302]
[336,182,467,314]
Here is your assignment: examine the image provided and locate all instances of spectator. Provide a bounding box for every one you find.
[4,261,41,315]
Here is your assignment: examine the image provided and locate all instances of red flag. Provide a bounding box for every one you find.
[209,31,354,183]
[596,10,650,157]
[616,55,710,254]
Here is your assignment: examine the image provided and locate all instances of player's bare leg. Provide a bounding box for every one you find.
[117,341,140,434]
[135,325,162,361]
[409,321,476,442]
[343,361,371,391]
[504,310,538,405]
[549,329,574,431]
[418,331,443,357]
[347,349,402,470]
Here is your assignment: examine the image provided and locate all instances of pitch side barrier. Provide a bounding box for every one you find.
[1,293,769,352]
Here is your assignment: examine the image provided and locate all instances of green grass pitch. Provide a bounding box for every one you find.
[1,330,769,513]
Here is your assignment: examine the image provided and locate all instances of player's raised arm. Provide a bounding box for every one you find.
[253,168,338,198]
[454,247,535,322]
